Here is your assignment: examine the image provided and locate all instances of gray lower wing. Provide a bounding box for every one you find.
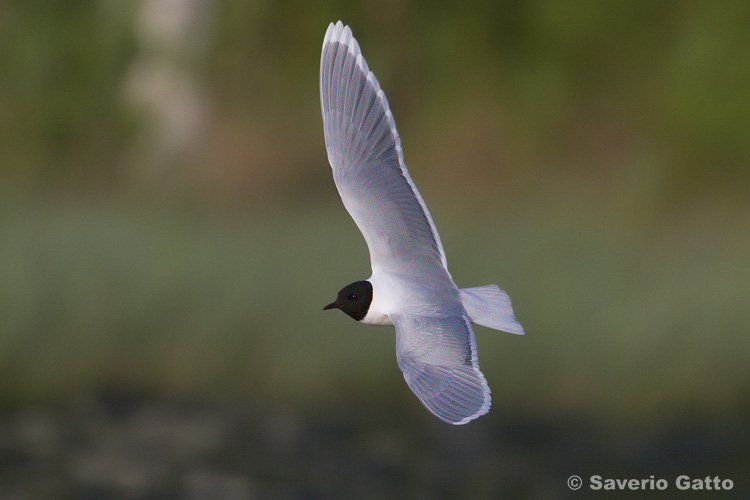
[320,22,448,274]
[392,313,491,425]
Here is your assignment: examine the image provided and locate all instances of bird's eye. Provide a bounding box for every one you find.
[348,293,358,301]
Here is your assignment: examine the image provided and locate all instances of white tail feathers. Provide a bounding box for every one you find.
[460,285,525,335]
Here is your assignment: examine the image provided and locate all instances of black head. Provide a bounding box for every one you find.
[323,280,373,321]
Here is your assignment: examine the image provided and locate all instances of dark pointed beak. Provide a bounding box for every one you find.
[323,301,338,310]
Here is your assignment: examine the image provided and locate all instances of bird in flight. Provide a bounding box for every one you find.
[320,21,524,424]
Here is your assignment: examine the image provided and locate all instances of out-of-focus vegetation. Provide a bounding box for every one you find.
[1,1,749,497]
[4,2,750,201]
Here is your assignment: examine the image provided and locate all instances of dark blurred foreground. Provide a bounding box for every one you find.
[2,392,748,500]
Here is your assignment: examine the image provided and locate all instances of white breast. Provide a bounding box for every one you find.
[361,307,394,326]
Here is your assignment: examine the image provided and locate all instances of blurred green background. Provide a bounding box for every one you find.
[1,1,749,498]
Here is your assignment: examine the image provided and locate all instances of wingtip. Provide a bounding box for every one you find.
[432,385,492,425]
[324,21,361,55]
[322,21,369,84]
[331,20,345,43]
[323,22,335,47]
[452,405,491,425]
[340,25,352,49]
[446,389,491,425]
[323,21,342,49]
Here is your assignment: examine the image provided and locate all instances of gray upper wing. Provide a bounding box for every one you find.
[320,22,449,275]
[392,313,491,425]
